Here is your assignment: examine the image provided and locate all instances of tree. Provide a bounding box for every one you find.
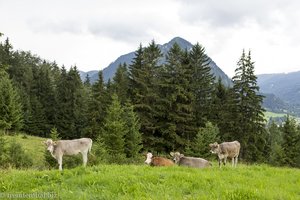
[189,43,215,127]
[157,43,195,151]
[267,121,284,166]
[102,94,127,163]
[128,41,162,150]
[231,50,267,162]
[191,122,220,159]
[85,71,108,139]
[0,67,23,132]
[112,63,130,105]
[281,116,300,167]
[123,102,142,159]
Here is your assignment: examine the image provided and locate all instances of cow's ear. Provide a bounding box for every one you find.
[170,152,174,157]
[53,141,57,145]
[209,143,213,147]
[180,154,184,158]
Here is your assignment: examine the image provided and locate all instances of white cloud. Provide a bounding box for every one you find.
[0,0,300,76]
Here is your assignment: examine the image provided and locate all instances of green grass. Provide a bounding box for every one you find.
[264,111,287,119]
[3,134,46,168]
[0,164,299,199]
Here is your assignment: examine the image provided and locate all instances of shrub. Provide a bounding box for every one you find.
[6,140,33,168]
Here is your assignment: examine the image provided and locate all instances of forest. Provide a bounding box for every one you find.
[0,33,300,168]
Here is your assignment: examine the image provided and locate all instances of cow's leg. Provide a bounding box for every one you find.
[58,156,63,171]
[223,157,227,166]
[82,151,88,167]
[218,158,222,168]
[232,157,235,167]
[235,156,238,167]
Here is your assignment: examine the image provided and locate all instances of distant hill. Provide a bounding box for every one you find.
[258,71,300,116]
[81,37,232,86]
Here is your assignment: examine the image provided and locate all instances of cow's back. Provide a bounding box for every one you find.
[58,138,92,155]
[179,157,210,168]
[220,141,240,158]
[152,157,174,166]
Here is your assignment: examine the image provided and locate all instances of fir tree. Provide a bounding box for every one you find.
[102,94,127,163]
[231,50,267,162]
[123,102,143,159]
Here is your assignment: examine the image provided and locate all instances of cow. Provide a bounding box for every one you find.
[43,138,92,170]
[209,140,240,168]
[170,152,211,168]
[144,152,174,166]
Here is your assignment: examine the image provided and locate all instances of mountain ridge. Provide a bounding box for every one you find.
[80,37,232,86]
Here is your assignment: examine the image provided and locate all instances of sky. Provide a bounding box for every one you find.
[0,0,300,77]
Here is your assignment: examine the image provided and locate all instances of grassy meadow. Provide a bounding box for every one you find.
[1,134,300,199]
[0,164,299,199]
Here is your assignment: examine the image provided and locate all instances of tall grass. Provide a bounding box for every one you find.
[1,164,299,199]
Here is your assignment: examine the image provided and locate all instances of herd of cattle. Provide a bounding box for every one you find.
[43,138,240,170]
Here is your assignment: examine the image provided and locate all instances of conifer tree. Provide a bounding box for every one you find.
[102,94,127,163]
[123,102,142,159]
[0,67,23,132]
[112,63,129,105]
[281,116,300,167]
[267,121,284,166]
[189,43,215,126]
[231,50,267,162]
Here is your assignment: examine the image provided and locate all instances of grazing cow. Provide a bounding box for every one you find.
[144,152,174,166]
[43,138,92,170]
[170,152,211,168]
[209,141,240,167]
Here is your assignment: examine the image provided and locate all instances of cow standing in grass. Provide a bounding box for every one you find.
[144,152,174,166]
[209,141,240,168]
[170,152,211,168]
[43,138,92,170]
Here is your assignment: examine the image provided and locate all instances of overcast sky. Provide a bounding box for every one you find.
[1,0,300,77]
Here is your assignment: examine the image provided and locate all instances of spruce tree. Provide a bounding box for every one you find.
[189,43,215,127]
[281,116,300,167]
[267,121,284,166]
[231,50,267,162]
[0,67,23,133]
[112,63,129,105]
[123,102,142,159]
[102,94,127,163]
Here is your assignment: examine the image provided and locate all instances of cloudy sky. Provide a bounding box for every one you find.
[0,0,300,77]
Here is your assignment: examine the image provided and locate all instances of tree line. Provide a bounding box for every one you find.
[0,34,299,167]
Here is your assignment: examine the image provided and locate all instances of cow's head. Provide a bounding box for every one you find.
[170,152,184,164]
[144,152,153,165]
[43,139,57,153]
[209,142,220,154]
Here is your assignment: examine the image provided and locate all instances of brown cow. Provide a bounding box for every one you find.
[144,152,174,166]
[209,141,240,167]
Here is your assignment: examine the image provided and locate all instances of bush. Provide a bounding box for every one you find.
[6,140,33,168]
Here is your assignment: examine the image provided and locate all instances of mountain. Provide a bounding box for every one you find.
[257,71,300,105]
[83,37,232,86]
[257,71,300,116]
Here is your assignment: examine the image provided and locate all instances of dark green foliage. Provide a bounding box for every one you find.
[267,121,284,166]
[190,43,215,127]
[0,67,23,132]
[85,71,108,139]
[231,50,267,162]
[88,137,109,165]
[281,116,300,167]
[157,43,196,151]
[112,63,130,105]
[190,122,220,159]
[123,102,143,159]
[102,94,127,163]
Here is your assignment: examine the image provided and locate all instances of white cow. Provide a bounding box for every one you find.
[43,138,92,170]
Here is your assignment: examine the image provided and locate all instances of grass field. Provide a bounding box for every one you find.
[0,164,299,199]
[1,134,300,199]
